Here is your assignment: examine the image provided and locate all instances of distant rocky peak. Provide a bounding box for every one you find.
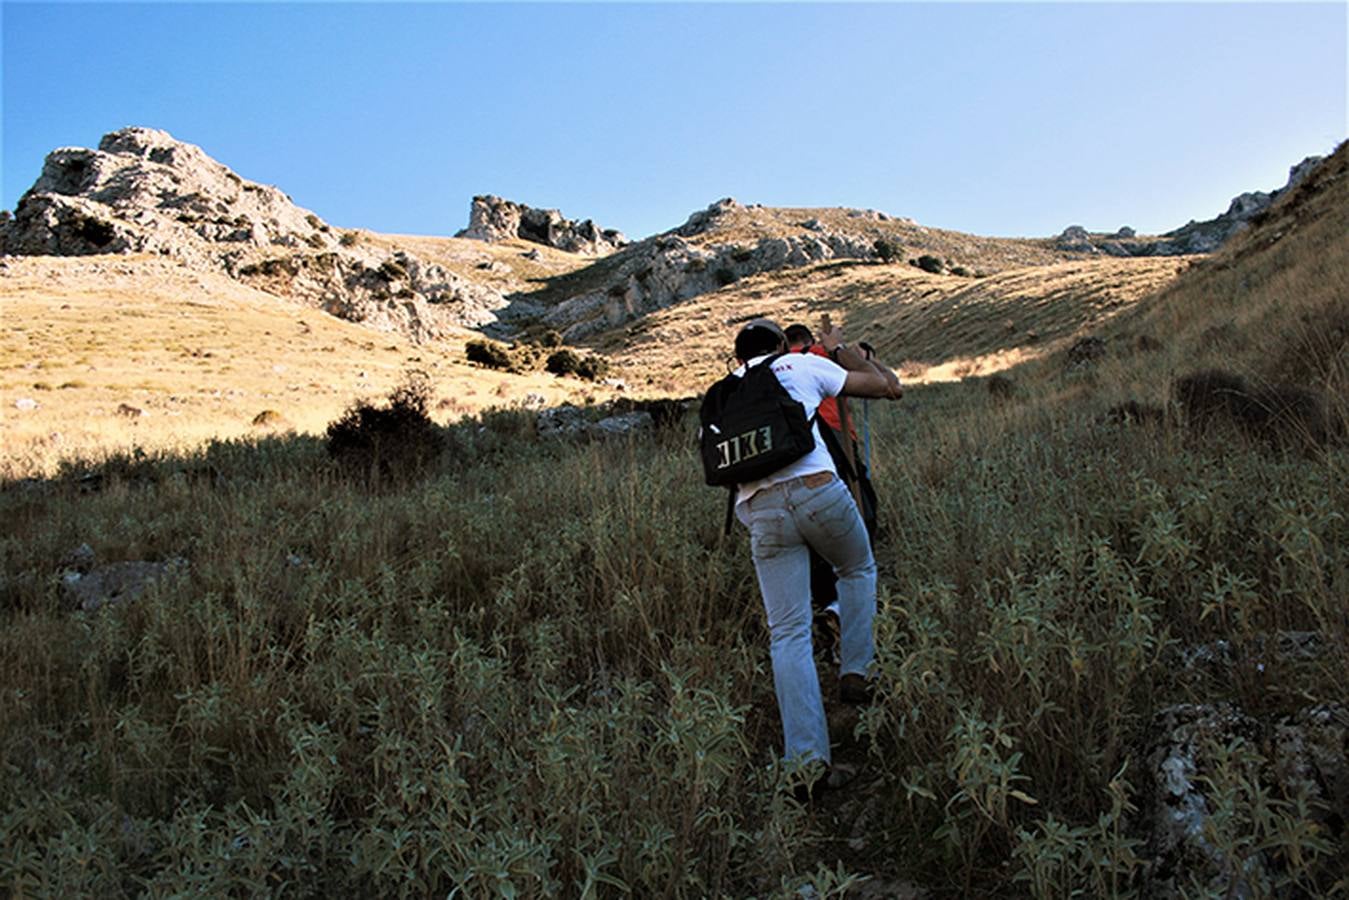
[459,195,627,255]
[1054,151,1327,258]
[1,127,509,341]
[676,197,741,237]
[99,126,205,165]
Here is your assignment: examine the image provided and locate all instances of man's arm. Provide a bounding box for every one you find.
[819,327,903,399]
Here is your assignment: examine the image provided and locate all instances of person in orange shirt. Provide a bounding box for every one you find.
[785,323,888,656]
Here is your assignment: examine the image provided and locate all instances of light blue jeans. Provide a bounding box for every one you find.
[737,473,877,764]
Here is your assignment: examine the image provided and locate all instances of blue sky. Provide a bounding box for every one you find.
[3,2,1345,240]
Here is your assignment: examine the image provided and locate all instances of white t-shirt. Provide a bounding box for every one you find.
[734,352,848,505]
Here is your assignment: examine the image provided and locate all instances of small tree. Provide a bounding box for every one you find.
[326,373,441,484]
[465,339,513,370]
[915,254,944,274]
[546,349,581,376]
[873,238,901,263]
[576,354,610,381]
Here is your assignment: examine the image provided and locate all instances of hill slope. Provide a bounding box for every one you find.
[0,255,618,478]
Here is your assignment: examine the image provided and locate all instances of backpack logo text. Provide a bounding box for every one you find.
[715,426,773,471]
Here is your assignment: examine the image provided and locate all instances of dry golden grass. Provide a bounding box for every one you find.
[0,255,619,478]
[354,231,595,294]
[599,255,1192,393]
[1101,141,1349,409]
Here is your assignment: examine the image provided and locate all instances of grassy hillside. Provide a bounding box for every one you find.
[599,255,1192,393]
[0,255,619,479]
[1,147,1345,896]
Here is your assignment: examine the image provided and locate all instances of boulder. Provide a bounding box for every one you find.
[1055,225,1097,253]
[1139,702,1347,897]
[534,405,654,440]
[591,411,653,437]
[61,555,188,612]
[1140,704,1265,897]
[458,195,627,255]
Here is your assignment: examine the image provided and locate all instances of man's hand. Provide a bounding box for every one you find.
[818,324,845,353]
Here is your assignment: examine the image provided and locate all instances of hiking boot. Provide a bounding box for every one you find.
[787,766,857,804]
[839,673,873,706]
[790,763,858,804]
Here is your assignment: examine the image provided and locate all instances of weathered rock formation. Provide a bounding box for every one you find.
[1139,701,1347,897]
[458,195,627,255]
[524,198,883,339]
[1054,155,1326,257]
[58,543,188,613]
[0,127,507,341]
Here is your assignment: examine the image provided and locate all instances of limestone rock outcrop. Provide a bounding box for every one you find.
[528,199,884,339]
[1054,155,1326,257]
[1137,701,1348,897]
[0,127,507,341]
[458,195,627,255]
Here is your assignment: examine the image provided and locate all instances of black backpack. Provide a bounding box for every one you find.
[699,354,817,488]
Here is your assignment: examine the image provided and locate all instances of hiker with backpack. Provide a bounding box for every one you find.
[699,318,902,795]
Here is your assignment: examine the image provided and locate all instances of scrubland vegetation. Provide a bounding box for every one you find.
[2,148,1345,897]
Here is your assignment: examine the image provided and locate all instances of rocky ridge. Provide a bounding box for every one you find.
[3,128,1329,346]
[458,195,627,255]
[0,128,508,341]
[1054,155,1325,256]
[507,198,896,339]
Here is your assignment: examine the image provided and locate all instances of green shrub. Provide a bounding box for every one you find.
[465,339,513,370]
[546,349,581,376]
[873,238,901,263]
[914,254,944,274]
[714,268,737,287]
[325,373,441,484]
[576,354,610,381]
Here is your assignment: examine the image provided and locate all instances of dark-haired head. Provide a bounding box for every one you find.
[784,323,814,349]
[734,318,786,362]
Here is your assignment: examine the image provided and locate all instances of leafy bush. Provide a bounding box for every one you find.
[714,268,738,287]
[465,339,513,370]
[914,254,944,274]
[576,354,610,381]
[546,348,581,376]
[339,231,359,247]
[873,238,901,263]
[325,373,441,483]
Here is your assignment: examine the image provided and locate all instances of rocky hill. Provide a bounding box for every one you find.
[499,198,1097,340]
[2,126,1328,351]
[1051,155,1325,256]
[0,128,510,341]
